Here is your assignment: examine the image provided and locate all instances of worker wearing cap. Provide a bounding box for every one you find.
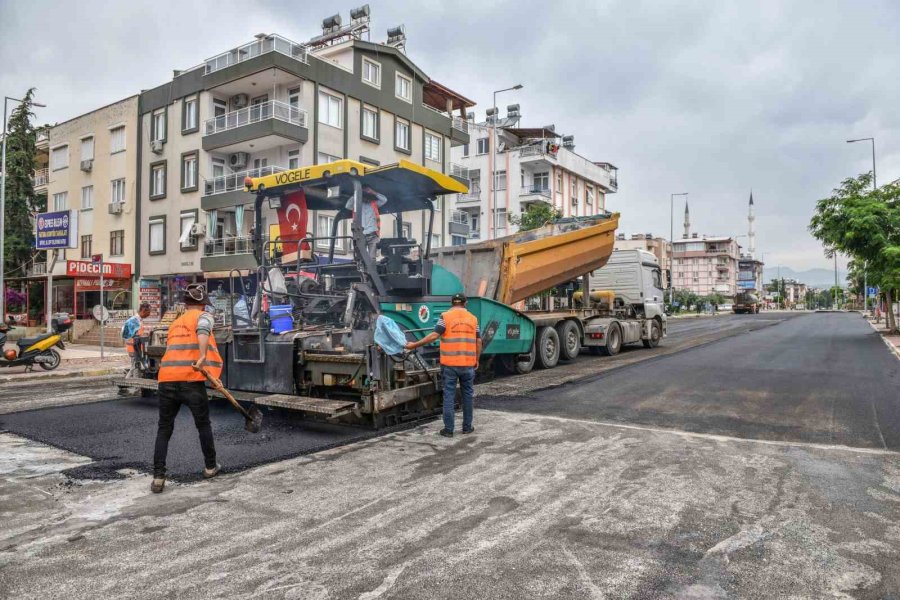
[346,185,388,259]
[151,284,223,493]
[122,302,152,375]
[405,292,481,437]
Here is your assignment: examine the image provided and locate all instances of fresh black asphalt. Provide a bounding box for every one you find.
[481,311,900,450]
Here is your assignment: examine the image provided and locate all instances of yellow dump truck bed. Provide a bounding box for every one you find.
[433,213,620,304]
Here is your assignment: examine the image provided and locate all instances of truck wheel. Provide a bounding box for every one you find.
[499,346,535,374]
[600,323,622,356]
[556,320,581,361]
[643,319,661,348]
[535,326,560,369]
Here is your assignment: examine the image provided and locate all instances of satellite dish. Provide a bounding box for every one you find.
[92,305,110,323]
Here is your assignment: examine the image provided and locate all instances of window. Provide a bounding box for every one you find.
[476,138,489,155]
[180,210,197,250]
[109,126,126,153]
[52,191,67,211]
[80,235,92,259]
[494,208,507,228]
[253,157,268,172]
[110,230,124,257]
[111,178,126,204]
[494,170,507,191]
[361,106,378,141]
[81,136,94,161]
[469,173,481,193]
[395,73,412,102]
[51,145,68,171]
[316,214,344,251]
[431,234,441,248]
[452,235,467,246]
[149,217,166,255]
[288,87,302,122]
[150,162,166,199]
[399,221,412,238]
[81,186,93,210]
[213,98,227,118]
[317,152,341,164]
[182,96,198,132]
[586,185,594,205]
[181,152,198,191]
[395,119,410,152]
[362,58,381,88]
[533,172,549,190]
[462,143,469,157]
[318,91,343,128]
[520,168,525,187]
[151,110,166,142]
[424,132,442,162]
[288,149,300,170]
[556,172,563,193]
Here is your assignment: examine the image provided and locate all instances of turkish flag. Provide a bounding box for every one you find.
[276,190,309,253]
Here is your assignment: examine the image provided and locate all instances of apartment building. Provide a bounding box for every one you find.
[671,234,742,297]
[448,110,617,245]
[137,24,472,311]
[614,233,671,287]
[42,96,140,319]
[737,255,764,293]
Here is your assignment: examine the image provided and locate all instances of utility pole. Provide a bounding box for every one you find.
[834,253,839,309]
[669,193,688,307]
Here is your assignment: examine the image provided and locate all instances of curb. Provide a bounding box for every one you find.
[865,319,900,361]
[0,366,126,384]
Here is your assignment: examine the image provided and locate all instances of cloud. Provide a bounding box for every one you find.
[3,0,898,270]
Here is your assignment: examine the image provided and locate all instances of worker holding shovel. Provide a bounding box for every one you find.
[151,284,223,493]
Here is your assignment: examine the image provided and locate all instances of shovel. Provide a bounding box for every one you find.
[194,366,263,433]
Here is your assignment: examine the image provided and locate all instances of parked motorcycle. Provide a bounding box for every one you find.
[0,314,72,371]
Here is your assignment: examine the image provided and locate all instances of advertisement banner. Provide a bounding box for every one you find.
[66,260,132,279]
[139,286,162,318]
[737,280,756,290]
[75,278,130,292]
[35,210,78,250]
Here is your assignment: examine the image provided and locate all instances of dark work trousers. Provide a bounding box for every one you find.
[153,381,217,477]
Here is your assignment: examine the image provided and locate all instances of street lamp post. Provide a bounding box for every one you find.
[489,84,522,239]
[669,192,688,306]
[847,137,875,314]
[1,95,46,321]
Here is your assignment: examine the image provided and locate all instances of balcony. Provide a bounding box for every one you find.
[202,101,308,153]
[519,185,552,206]
[32,168,49,190]
[28,262,47,277]
[202,166,285,211]
[449,210,471,236]
[518,144,558,166]
[449,163,469,183]
[469,230,481,240]
[456,189,481,204]
[200,236,258,272]
[204,35,308,76]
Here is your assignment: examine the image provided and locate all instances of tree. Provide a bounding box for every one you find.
[2,88,45,277]
[508,203,562,232]
[809,172,900,332]
[670,288,698,313]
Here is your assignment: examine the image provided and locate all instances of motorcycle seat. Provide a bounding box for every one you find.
[17,335,53,348]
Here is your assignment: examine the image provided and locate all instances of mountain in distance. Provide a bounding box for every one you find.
[762,266,847,289]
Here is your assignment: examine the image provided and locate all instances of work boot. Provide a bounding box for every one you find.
[462,426,475,434]
[150,477,165,494]
[439,429,453,438]
[203,464,221,479]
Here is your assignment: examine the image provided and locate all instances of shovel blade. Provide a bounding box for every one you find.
[244,405,264,433]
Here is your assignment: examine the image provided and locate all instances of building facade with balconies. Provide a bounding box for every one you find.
[672,235,742,297]
[137,30,472,308]
[43,95,140,319]
[448,113,617,245]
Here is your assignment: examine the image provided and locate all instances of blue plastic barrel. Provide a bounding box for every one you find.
[269,304,294,333]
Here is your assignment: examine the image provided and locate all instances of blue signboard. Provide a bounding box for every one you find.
[737,280,756,290]
[867,287,878,298]
[35,210,77,250]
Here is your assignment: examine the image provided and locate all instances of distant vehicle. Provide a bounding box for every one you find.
[733,292,760,314]
[719,303,733,312]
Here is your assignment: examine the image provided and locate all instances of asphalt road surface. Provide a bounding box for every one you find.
[481,311,900,450]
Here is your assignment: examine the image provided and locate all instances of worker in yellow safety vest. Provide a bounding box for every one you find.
[150,284,223,493]
[405,293,482,437]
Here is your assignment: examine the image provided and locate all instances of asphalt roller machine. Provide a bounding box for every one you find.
[119,160,621,427]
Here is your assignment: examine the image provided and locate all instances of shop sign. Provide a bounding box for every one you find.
[75,278,130,292]
[139,286,162,318]
[35,210,78,249]
[66,260,132,279]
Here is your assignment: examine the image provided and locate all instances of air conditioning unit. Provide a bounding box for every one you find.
[231,94,249,109]
[80,159,93,172]
[190,223,207,237]
[108,202,124,215]
[229,152,249,169]
[150,140,164,154]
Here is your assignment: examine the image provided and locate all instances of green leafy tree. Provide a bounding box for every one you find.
[810,172,900,332]
[2,88,45,277]
[509,203,562,232]
[670,288,698,313]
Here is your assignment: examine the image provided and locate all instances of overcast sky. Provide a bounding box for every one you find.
[3,0,898,271]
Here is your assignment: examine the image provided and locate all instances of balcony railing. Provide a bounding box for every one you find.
[451,211,469,225]
[520,185,551,198]
[449,163,469,180]
[29,262,47,276]
[203,236,254,257]
[204,101,307,136]
[457,190,481,202]
[205,35,308,75]
[469,230,481,240]
[32,168,49,187]
[205,166,286,195]
[452,117,470,133]
[518,145,558,160]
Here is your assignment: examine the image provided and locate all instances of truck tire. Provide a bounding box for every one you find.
[535,326,560,369]
[600,323,622,356]
[556,320,581,361]
[643,319,661,348]
[500,345,536,375]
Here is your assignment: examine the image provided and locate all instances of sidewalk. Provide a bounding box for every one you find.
[866,317,900,360]
[0,344,128,383]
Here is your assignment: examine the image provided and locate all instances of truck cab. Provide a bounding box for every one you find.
[590,249,667,321]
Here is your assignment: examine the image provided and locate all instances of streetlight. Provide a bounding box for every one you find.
[847,136,876,313]
[669,192,688,306]
[489,84,523,239]
[1,95,46,320]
